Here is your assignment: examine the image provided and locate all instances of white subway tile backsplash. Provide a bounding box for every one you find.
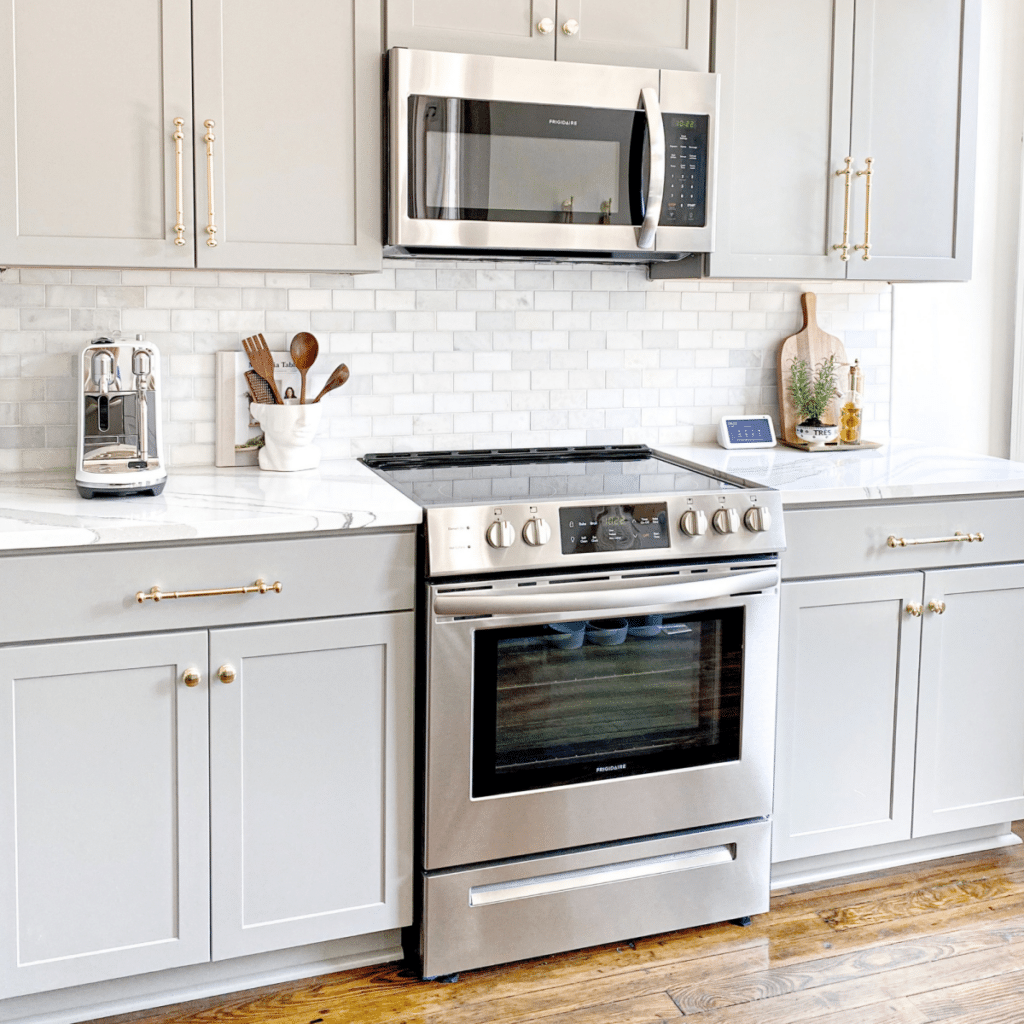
[0,261,891,468]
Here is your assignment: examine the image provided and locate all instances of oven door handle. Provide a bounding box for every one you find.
[433,567,778,617]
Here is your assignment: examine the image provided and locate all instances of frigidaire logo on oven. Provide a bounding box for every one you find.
[549,118,578,126]
[596,763,627,773]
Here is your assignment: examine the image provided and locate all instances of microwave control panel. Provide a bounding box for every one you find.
[659,113,708,228]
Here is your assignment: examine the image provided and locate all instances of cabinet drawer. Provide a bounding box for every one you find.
[0,531,415,644]
[782,497,1024,579]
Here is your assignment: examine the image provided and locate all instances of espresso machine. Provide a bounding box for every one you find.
[75,337,167,498]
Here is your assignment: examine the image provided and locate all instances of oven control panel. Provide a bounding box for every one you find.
[426,490,785,577]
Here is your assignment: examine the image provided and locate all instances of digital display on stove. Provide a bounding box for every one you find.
[559,503,669,555]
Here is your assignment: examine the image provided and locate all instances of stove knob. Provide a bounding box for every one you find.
[679,509,708,537]
[712,508,740,535]
[522,517,552,546]
[486,520,516,549]
[743,506,772,533]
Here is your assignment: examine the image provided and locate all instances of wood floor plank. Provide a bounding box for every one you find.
[668,942,1024,1020]
[907,970,1024,1021]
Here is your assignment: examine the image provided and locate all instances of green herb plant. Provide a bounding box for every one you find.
[787,354,841,426]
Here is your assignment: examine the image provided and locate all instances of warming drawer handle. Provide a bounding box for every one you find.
[886,531,984,548]
[433,567,778,617]
[136,578,282,604]
[637,87,665,250]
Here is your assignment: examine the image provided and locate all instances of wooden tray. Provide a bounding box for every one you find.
[776,292,849,446]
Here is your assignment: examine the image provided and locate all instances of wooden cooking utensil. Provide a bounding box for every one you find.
[776,293,848,448]
[311,363,350,403]
[241,333,284,405]
[244,369,277,405]
[289,331,319,404]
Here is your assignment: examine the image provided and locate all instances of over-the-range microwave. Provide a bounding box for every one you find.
[386,48,719,262]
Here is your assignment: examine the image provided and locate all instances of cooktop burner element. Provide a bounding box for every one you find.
[361,445,785,577]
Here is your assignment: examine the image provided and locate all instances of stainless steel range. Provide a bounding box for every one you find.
[361,445,785,978]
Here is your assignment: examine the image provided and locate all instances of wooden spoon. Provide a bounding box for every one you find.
[311,363,350,403]
[290,332,319,404]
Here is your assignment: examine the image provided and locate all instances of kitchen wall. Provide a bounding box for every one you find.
[0,264,891,471]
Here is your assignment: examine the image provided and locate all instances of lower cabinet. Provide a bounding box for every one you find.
[774,562,1024,864]
[0,611,413,998]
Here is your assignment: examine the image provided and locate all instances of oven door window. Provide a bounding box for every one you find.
[408,96,646,226]
[472,609,743,797]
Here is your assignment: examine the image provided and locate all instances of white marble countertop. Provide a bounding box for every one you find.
[656,439,1024,506]
[0,460,422,552]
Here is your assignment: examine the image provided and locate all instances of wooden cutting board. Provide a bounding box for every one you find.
[776,292,849,447]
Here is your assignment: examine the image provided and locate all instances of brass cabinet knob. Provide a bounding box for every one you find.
[537,17,554,34]
[906,602,923,617]
[182,668,201,688]
[217,664,236,684]
[928,599,946,615]
[562,18,579,35]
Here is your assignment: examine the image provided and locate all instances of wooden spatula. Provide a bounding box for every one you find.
[311,363,350,403]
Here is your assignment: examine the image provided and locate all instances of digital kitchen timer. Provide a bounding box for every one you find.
[717,414,777,449]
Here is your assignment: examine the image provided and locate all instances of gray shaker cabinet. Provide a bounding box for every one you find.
[0,0,195,268]
[191,0,382,272]
[386,0,710,72]
[709,0,979,282]
[0,0,382,272]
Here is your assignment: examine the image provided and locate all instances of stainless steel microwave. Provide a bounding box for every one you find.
[386,48,719,261]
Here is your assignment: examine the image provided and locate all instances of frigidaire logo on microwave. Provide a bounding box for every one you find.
[596,763,627,773]
[549,118,578,126]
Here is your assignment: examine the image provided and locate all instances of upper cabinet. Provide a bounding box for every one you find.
[709,0,979,282]
[0,0,382,272]
[386,0,710,71]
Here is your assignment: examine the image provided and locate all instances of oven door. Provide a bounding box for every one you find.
[424,562,779,870]
[388,48,717,255]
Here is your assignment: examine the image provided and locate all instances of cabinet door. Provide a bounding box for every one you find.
[913,564,1024,837]
[192,0,382,272]
[555,0,710,71]
[0,0,194,267]
[846,0,979,281]
[773,574,922,863]
[0,633,210,997]
[386,0,557,60]
[209,612,414,960]
[706,0,853,279]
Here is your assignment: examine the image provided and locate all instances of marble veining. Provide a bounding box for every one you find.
[658,439,1024,505]
[0,460,422,551]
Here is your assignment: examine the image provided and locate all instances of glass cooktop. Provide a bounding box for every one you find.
[361,445,741,507]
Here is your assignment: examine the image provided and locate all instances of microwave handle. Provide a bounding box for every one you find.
[433,567,778,617]
[637,87,665,249]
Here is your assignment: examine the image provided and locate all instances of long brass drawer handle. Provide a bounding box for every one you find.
[204,119,218,247]
[832,156,853,261]
[136,578,282,603]
[172,117,186,246]
[853,157,874,261]
[887,531,984,548]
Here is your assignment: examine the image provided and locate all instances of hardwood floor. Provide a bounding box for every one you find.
[98,824,1024,1024]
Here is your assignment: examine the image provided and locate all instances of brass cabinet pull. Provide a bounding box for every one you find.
[173,117,186,246]
[217,664,236,684]
[537,17,554,33]
[832,156,853,261]
[906,602,923,617]
[928,599,946,615]
[136,578,282,603]
[204,119,218,247]
[182,668,201,687]
[887,531,984,548]
[853,157,874,261]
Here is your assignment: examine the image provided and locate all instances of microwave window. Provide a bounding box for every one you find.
[409,96,644,225]
[425,133,620,216]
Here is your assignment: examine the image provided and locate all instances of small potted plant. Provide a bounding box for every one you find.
[788,354,841,449]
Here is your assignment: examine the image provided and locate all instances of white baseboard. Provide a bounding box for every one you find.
[0,931,402,1024]
[771,823,1021,890]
